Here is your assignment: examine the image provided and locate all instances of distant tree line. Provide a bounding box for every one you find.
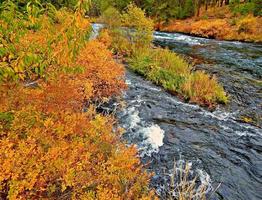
[90,0,261,20]
[1,0,261,19]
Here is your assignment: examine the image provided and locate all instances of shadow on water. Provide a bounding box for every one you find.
[92,24,262,200]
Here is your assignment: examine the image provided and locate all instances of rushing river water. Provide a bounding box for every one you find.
[92,24,262,200]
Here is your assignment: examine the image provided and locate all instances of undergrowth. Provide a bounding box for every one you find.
[159,6,262,42]
[128,48,228,107]
[0,1,155,199]
[99,4,228,107]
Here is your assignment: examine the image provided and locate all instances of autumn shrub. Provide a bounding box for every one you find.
[159,5,262,43]
[0,1,91,82]
[75,40,127,99]
[182,71,228,106]
[225,15,262,42]
[99,7,130,55]
[0,106,155,199]
[0,1,156,199]
[101,4,154,55]
[97,28,112,47]
[190,19,231,39]
[121,4,154,50]
[237,15,257,34]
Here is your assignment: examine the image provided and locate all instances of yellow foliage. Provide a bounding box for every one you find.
[190,19,230,39]
[101,4,154,55]
[0,107,153,199]
[0,3,156,199]
[121,4,154,49]
[159,7,262,42]
[97,29,112,48]
[182,71,228,106]
[228,15,262,42]
[76,40,127,99]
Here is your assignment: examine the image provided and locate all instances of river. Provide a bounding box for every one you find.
[92,24,262,200]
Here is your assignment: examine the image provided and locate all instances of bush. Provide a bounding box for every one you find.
[237,15,257,34]
[102,4,154,55]
[97,28,112,48]
[0,2,91,82]
[182,71,228,106]
[0,2,155,199]
[190,19,230,39]
[0,107,154,199]
[121,4,154,49]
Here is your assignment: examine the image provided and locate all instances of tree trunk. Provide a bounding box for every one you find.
[220,0,224,7]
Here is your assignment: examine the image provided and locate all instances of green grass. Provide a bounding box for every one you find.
[128,47,228,107]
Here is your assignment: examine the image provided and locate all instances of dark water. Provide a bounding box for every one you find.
[92,25,262,200]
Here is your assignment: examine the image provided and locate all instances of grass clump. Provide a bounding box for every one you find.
[128,48,189,92]
[168,160,211,200]
[128,48,228,107]
[182,71,228,106]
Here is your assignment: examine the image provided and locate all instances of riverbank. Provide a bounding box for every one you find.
[156,7,262,43]
[115,28,262,200]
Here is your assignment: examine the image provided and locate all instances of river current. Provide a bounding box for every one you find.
[92,24,262,200]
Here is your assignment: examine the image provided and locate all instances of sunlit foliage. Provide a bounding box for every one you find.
[99,3,228,107]
[121,4,154,50]
[100,4,154,55]
[128,47,228,107]
[0,1,155,199]
[182,71,228,106]
[158,4,262,42]
[0,106,155,199]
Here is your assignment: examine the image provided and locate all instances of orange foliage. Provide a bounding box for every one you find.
[182,71,228,106]
[190,19,230,39]
[0,107,154,199]
[0,5,155,199]
[76,40,127,99]
[159,6,262,42]
[97,29,113,48]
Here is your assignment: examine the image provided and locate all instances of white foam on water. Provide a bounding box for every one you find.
[141,124,165,150]
[196,169,213,193]
[175,35,202,45]
[142,85,162,92]
[122,105,165,156]
[125,79,132,85]
[165,95,200,110]
[202,110,233,121]
[154,33,202,45]
[124,107,141,129]
[90,23,104,39]
[220,124,232,132]
[234,129,259,137]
